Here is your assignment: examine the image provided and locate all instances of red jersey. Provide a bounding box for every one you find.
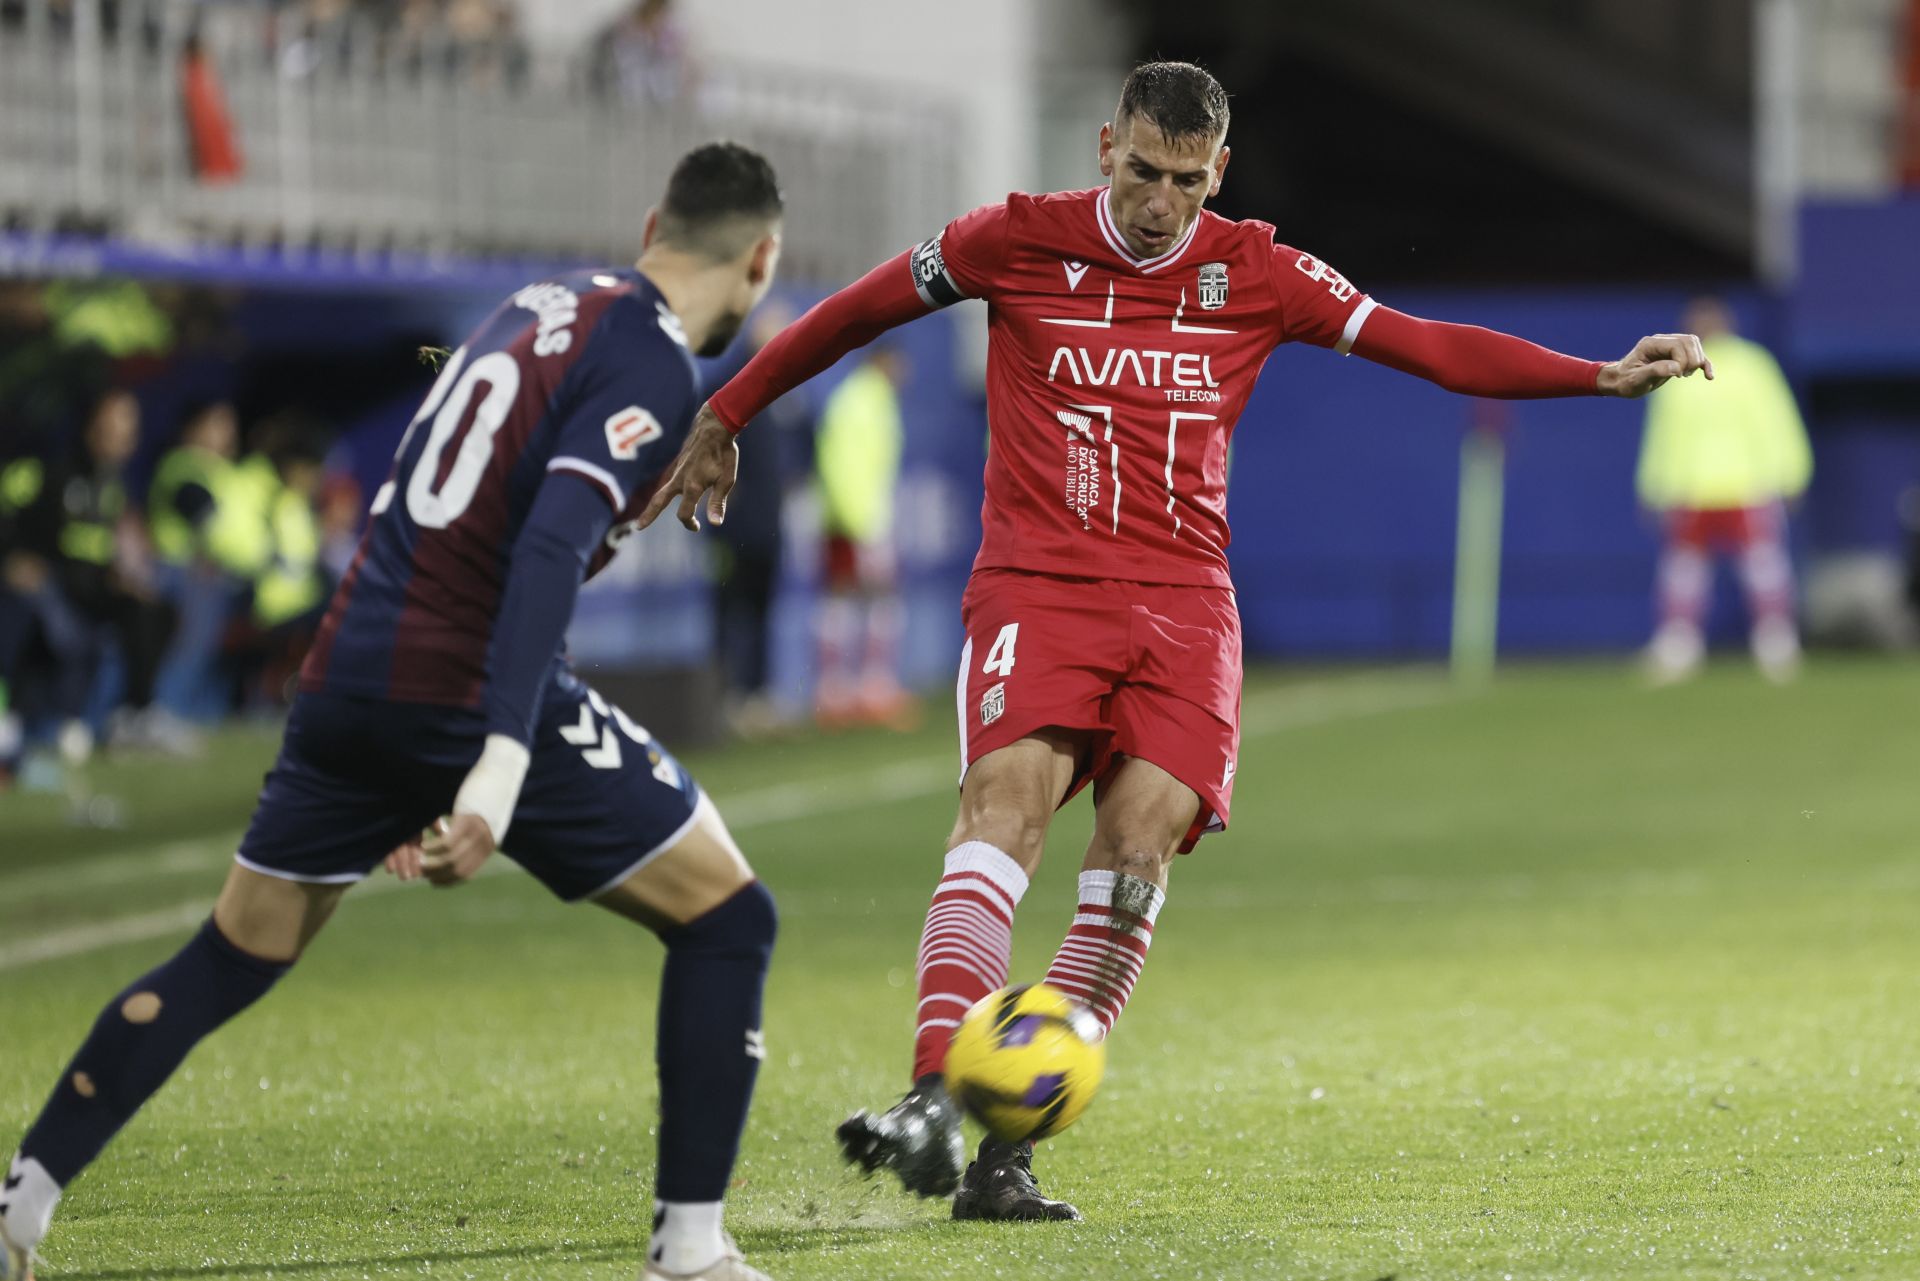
[913,187,1375,588]
[710,186,1601,584]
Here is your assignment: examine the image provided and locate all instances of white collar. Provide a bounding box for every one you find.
[1095,188,1200,274]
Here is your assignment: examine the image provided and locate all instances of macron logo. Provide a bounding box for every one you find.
[1063,261,1089,291]
[604,406,663,461]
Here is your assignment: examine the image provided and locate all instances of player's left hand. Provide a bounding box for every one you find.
[418,814,495,887]
[637,405,739,532]
[1597,333,1715,398]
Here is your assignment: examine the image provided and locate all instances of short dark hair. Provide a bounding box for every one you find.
[1116,60,1229,146]
[655,141,784,261]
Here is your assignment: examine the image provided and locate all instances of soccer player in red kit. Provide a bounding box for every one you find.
[641,62,1713,1221]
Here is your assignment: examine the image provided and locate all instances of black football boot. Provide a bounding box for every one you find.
[836,1074,966,1198]
[951,1136,1081,1221]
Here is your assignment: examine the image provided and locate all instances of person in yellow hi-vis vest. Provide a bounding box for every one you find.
[813,347,911,726]
[1638,298,1812,683]
[226,426,327,708]
[150,400,264,725]
[149,401,257,574]
[0,390,176,768]
[253,444,326,633]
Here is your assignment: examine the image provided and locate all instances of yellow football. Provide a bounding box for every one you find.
[943,983,1105,1143]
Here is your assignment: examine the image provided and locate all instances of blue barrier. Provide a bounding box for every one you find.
[26,220,1918,676]
[1230,287,1770,656]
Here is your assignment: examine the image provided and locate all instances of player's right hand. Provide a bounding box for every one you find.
[418,814,495,887]
[637,404,739,532]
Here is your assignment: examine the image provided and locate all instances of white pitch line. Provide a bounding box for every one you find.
[0,672,1454,973]
[0,901,216,972]
[0,834,243,898]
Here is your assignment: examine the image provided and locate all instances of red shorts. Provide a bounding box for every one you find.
[955,568,1241,852]
[1667,504,1782,551]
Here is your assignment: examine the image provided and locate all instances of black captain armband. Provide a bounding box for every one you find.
[910,233,967,309]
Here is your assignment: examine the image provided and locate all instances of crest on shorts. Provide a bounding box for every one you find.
[1197,262,1229,311]
[980,681,1006,727]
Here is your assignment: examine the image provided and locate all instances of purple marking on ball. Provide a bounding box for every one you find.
[1022,1073,1065,1108]
[999,1015,1045,1047]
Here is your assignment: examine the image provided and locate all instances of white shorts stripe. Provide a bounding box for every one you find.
[234,854,366,886]
[954,636,974,785]
[582,794,705,901]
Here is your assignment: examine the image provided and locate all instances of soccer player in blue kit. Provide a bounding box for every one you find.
[2,143,787,1281]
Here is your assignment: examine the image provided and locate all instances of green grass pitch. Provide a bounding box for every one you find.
[3,659,1918,1280]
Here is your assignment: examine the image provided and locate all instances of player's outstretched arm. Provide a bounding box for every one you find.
[639,248,934,532]
[1350,306,1713,400]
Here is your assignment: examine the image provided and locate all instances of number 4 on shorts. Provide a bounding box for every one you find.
[981,623,1018,677]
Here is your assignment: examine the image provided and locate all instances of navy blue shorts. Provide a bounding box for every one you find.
[236,669,702,901]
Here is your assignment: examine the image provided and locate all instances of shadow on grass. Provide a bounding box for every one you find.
[55,1239,637,1280]
[735,1224,911,1255]
[55,1226,910,1279]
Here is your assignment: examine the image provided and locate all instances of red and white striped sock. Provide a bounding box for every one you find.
[1043,870,1165,1040]
[912,842,1029,1081]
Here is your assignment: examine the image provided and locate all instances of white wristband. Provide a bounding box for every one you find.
[452,733,531,846]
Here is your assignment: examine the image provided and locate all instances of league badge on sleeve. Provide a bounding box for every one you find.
[1197,262,1229,311]
[604,405,663,461]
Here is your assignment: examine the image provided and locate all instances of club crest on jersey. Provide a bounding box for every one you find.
[980,681,1006,727]
[1197,262,1229,310]
[604,405,663,461]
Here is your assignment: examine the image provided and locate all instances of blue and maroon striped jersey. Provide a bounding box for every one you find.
[302,267,698,708]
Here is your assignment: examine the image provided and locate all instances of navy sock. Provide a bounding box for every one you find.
[20,917,290,1187]
[653,881,777,1203]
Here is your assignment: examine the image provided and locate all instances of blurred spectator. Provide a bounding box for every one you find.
[440,0,526,89]
[590,0,693,105]
[269,0,525,88]
[813,346,910,727]
[256,433,327,632]
[317,469,364,588]
[42,280,173,361]
[226,422,328,708]
[149,399,261,724]
[181,19,244,183]
[0,280,171,448]
[0,389,184,773]
[1638,298,1812,684]
[706,302,812,735]
[385,0,525,87]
